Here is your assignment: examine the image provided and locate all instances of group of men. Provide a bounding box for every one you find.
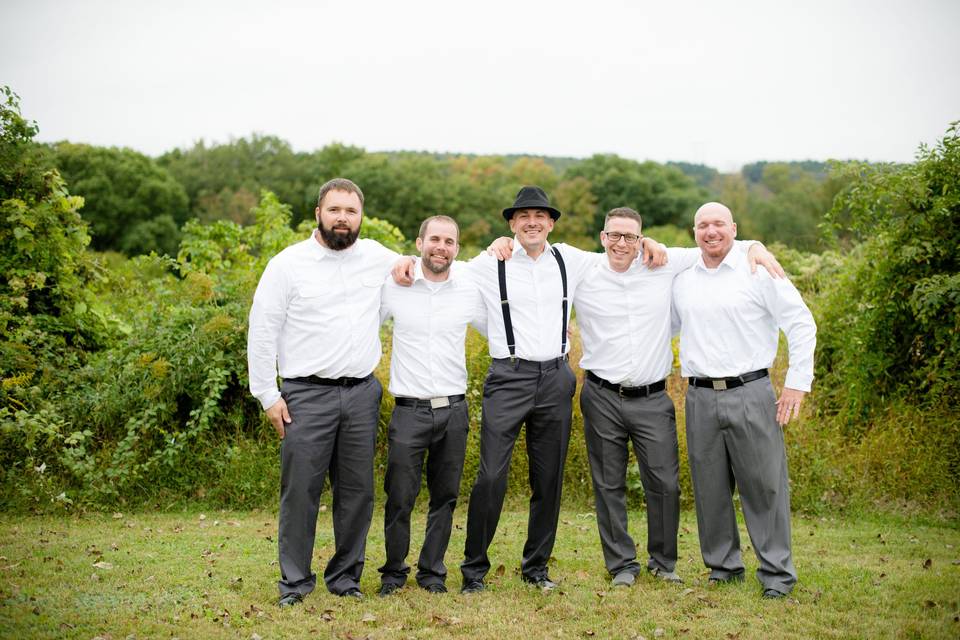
[246,178,817,607]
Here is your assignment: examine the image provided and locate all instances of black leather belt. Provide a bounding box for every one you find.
[394,394,465,409]
[688,369,768,391]
[286,374,372,387]
[587,371,666,398]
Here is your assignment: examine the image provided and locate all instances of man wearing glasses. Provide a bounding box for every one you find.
[574,207,780,588]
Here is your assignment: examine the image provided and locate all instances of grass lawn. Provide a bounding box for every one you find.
[1,506,957,639]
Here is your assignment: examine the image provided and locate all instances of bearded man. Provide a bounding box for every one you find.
[248,178,409,605]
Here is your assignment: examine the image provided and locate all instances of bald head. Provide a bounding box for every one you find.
[693,201,737,267]
[694,202,734,226]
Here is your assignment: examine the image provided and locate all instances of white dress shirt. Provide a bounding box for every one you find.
[672,247,817,391]
[576,247,698,386]
[576,242,755,386]
[465,241,596,361]
[380,260,485,399]
[247,233,399,410]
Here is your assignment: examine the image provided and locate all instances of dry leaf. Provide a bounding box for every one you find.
[199,514,207,521]
[92,561,113,570]
[495,564,505,577]
[922,558,932,569]
[654,629,665,638]
[361,612,376,623]
[112,513,123,519]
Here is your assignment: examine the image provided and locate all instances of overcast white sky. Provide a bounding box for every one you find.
[2,0,958,171]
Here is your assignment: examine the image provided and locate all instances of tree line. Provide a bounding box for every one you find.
[32,133,849,259]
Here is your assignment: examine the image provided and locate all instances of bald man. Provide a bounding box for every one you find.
[672,202,816,599]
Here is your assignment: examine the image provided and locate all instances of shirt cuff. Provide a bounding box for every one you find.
[257,389,282,411]
[784,370,812,393]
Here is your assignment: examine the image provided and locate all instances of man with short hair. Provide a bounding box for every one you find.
[377,215,485,597]
[575,207,778,588]
[458,187,666,593]
[672,202,816,599]
[248,178,409,605]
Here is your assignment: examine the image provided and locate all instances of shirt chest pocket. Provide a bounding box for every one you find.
[296,284,339,311]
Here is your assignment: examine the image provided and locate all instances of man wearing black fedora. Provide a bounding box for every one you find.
[458,185,665,593]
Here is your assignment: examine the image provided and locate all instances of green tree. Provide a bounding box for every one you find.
[563,154,708,231]
[818,124,960,419]
[50,142,189,255]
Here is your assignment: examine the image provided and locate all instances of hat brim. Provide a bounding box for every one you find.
[502,206,562,221]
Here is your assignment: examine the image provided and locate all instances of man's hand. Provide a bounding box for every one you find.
[775,387,806,426]
[266,398,292,438]
[486,236,514,261]
[748,243,785,279]
[391,256,416,286]
[641,238,668,268]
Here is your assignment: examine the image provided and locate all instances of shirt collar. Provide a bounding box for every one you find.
[600,251,645,274]
[695,245,742,271]
[513,238,553,261]
[308,231,359,261]
[413,257,457,288]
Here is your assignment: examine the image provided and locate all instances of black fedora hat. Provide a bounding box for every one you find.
[502,185,562,221]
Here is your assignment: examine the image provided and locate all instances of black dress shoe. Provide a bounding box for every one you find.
[460,579,485,594]
[378,583,400,597]
[522,575,558,590]
[422,583,447,594]
[340,587,364,599]
[708,573,745,585]
[762,588,787,599]
[278,592,303,608]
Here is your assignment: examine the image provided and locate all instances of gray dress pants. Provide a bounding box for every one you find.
[277,376,382,596]
[685,377,797,593]
[379,399,469,588]
[580,378,680,577]
[462,357,576,583]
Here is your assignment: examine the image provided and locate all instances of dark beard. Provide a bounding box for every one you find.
[318,221,359,251]
[423,255,451,276]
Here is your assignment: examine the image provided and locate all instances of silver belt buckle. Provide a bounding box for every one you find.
[712,379,727,391]
[430,396,450,409]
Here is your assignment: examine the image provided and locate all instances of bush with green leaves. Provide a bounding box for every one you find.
[819,123,960,419]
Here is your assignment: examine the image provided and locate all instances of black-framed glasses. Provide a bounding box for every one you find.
[604,231,640,244]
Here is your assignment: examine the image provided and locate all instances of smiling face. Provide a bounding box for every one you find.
[601,216,642,272]
[415,218,459,280]
[315,189,362,250]
[694,202,737,267]
[508,208,555,256]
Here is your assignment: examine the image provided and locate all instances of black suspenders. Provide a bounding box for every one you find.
[497,246,568,362]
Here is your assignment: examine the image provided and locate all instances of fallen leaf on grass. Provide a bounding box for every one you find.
[361,612,376,623]
[92,561,113,570]
[923,558,932,569]
[495,564,505,577]
[112,513,123,519]
[923,600,937,608]
[251,634,263,640]
[654,629,665,638]
[680,588,694,596]
[321,609,335,621]
[583,631,595,637]
[199,514,207,521]
[432,614,462,626]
